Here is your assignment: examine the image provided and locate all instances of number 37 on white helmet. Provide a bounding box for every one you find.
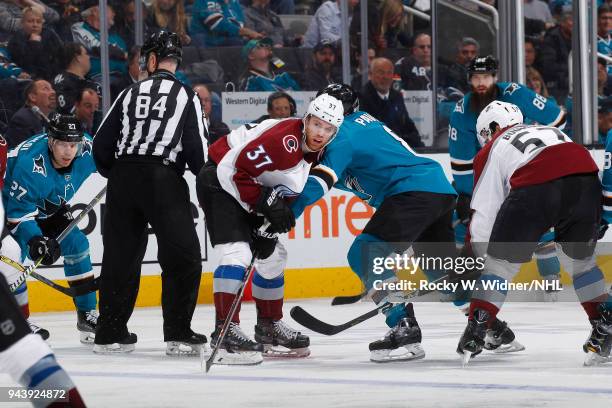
[302,94,344,152]
[476,100,524,147]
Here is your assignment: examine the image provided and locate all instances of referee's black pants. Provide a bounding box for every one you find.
[95,159,202,344]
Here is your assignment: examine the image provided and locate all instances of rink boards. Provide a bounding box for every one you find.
[27,150,612,312]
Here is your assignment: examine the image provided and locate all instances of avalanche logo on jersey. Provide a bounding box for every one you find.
[504,83,521,96]
[282,135,299,153]
[37,195,67,218]
[32,154,47,177]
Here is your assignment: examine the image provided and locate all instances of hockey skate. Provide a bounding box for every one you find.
[369,317,425,363]
[485,318,525,354]
[28,320,50,340]
[206,322,263,365]
[93,333,137,354]
[457,309,489,367]
[254,319,310,358]
[583,306,612,366]
[77,310,98,344]
[166,331,208,357]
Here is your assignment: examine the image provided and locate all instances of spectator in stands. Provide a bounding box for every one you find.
[5,78,56,147]
[74,86,99,134]
[395,32,431,91]
[71,1,127,78]
[194,83,230,145]
[238,38,300,91]
[598,56,612,97]
[525,37,538,68]
[598,96,612,144]
[526,66,549,97]
[0,45,28,79]
[147,0,190,45]
[0,0,59,40]
[524,0,554,25]
[190,0,263,47]
[350,0,411,54]
[360,57,423,148]
[598,4,612,74]
[53,42,99,114]
[8,6,63,81]
[46,0,82,42]
[252,91,296,123]
[301,40,341,91]
[303,0,358,49]
[440,36,479,93]
[244,0,294,47]
[350,46,375,91]
[536,9,572,104]
[270,0,294,15]
[111,45,140,101]
[113,0,146,49]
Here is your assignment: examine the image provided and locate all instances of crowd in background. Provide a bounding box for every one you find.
[0,0,610,149]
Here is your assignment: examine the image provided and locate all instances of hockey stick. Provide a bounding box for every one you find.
[204,249,258,373]
[7,185,107,296]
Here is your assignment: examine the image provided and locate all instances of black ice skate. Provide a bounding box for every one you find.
[77,310,98,344]
[583,306,612,366]
[166,331,208,357]
[208,322,263,365]
[369,316,425,363]
[484,318,525,354]
[254,319,310,358]
[457,309,489,367]
[28,320,49,340]
[93,333,138,354]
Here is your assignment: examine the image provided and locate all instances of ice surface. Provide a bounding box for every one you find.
[2,300,612,408]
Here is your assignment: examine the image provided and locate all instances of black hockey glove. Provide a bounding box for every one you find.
[37,204,73,238]
[251,230,278,260]
[455,193,472,225]
[255,187,295,234]
[28,236,61,266]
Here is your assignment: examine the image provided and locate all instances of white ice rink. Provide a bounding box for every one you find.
[2,299,612,408]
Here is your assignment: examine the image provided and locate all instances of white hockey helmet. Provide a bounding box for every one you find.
[476,100,523,146]
[302,93,345,151]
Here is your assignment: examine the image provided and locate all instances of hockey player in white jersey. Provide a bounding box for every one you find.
[457,101,612,366]
[196,94,344,364]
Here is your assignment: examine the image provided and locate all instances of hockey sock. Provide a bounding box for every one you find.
[469,299,499,325]
[213,265,245,323]
[12,282,30,318]
[64,250,96,311]
[347,233,395,291]
[252,271,284,321]
[383,303,408,328]
[20,355,85,408]
[572,266,608,319]
[534,245,561,279]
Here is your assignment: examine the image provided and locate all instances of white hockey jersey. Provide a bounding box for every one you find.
[470,124,598,243]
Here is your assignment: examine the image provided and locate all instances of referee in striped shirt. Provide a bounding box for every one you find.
[92,30,208,355]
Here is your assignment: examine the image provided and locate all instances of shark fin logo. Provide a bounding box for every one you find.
[32,154,47,177]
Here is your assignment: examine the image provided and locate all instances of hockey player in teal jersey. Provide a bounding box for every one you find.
[449,56,566,298]
[3,114,98,343]
[290,84,516,362]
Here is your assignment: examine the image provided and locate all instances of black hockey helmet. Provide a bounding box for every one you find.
[141,30,183,66]
[48,113,83,143]
[468,55,498,78]
[316,83,359,116]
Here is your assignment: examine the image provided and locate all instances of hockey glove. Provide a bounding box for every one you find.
[455,193,472,225]
[37,204,73,238]
[251,231,278,260]
[28,236,61,266]
[255,187,295,234]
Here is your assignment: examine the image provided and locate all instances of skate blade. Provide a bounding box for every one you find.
[80,331,95,344]
[262,344,311,358]
[166,342,207,357]
[201,348,263,366]
[584,350,612,366]
[370,344,425,363]
[461,350,471,368]
[92,343,135,354]
[492,340,525,354]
